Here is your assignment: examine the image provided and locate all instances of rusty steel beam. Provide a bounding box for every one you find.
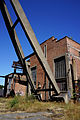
[0,0,35,93]
[10,0,60,94]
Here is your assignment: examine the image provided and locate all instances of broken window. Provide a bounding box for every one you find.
[54,56,67,91]
[31,66,37,86]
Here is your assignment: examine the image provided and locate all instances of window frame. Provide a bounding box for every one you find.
[54,56,66,79]
[44,44,47,58]
[31,66,37,86]
[54,56,67,91]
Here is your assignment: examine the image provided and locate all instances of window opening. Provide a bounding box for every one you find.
[31,66,37,87]
[44,44,47,58]
[54,56,67,91]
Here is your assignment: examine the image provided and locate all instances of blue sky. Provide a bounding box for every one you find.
[0,0,80,85]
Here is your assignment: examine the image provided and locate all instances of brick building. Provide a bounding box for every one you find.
[4,36,80,100]
[4,73,27,97]
[30,36,80,100]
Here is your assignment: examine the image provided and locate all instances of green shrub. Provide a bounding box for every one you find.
[10,96,19,108]
[9,94,36,110]
[25,94,36,102]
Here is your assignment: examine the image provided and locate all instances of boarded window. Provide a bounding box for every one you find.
[31,66,37,86]
[55,56,66,79]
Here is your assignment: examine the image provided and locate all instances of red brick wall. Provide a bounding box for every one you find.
[13,75,27,96]
[30,36,68,100]
[15,83,26,96]
[30,36,80,100]
[67,37,80,79]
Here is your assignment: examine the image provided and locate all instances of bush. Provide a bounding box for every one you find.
[25,94,36,102]
[9,94,36,110]
[10,96,19,108]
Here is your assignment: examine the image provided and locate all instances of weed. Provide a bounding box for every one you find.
[25,94,36,102]
[10,96,19,108]
[0,97,79,120]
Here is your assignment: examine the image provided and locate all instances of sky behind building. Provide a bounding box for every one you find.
[0,0,80,85]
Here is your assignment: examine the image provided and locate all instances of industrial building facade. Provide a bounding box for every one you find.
[4,36,80,100]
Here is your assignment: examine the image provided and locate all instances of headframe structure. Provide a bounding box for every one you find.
[0,0,60,99]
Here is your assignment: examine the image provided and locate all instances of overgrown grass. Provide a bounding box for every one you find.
[50,102,80,120]
[8,95,53,112]
[0,96,80,120]
[64,103,80,120]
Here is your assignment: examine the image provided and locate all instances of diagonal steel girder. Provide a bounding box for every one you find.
[10,0,60,94]
[0,0,35,93]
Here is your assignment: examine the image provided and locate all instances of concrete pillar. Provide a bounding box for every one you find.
[65,53,73,97]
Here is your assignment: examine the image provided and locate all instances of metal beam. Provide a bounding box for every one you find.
[12,19,19,29]
[0,76,5,78]
[10,0,60,94]
[0,0,35,93]
[13,53,34,64]
[36,88,54,92]
[24,53,34,60]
